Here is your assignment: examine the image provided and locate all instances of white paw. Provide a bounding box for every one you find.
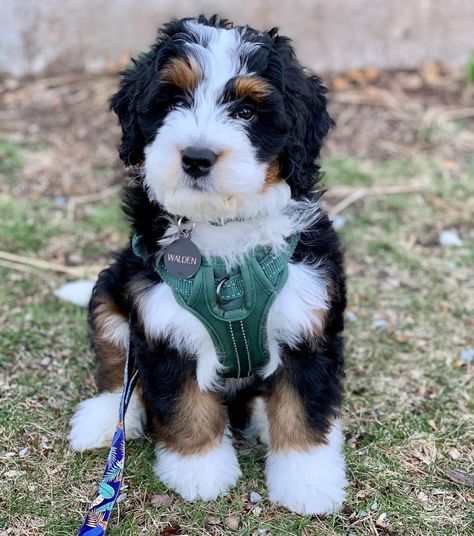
[69,392,145,451]
[154,432,241,501]
[266,422,347,515]
[244,397,270,446]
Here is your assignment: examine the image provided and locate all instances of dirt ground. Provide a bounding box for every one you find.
[0,65,473,536]
[1,64,473,199]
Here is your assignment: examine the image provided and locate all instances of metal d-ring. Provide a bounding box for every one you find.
[216,276,230,304]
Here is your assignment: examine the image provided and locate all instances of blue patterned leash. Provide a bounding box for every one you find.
[78,327,138,535]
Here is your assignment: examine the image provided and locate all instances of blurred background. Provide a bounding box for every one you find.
[1,2,473,536]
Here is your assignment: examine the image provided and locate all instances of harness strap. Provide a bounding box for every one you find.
[133,233,299,301]
[78,322,138,536]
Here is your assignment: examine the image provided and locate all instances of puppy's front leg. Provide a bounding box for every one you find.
[137,341,241,501]
[154,379,241,501]
[265,361,347,515]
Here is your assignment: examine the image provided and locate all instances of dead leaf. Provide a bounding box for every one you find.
[331,76,351,92]
[428,419,438,431]
[445,468,474,487]
[411,441,437,465]
[224,515,240,531]
[150,494,173,508]
[161,529,179,536]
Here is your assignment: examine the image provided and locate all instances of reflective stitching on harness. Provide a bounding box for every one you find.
[228,322,241,379]
[240,320,251,375]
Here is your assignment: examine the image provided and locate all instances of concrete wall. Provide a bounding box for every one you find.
[1,0,474,77]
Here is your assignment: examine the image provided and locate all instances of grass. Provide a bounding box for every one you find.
[0,155,473,536]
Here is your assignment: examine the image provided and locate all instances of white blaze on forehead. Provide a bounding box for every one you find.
[184,21,258,111]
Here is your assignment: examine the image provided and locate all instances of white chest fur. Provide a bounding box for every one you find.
[136,260,329,391]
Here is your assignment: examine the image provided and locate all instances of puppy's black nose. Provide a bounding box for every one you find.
[181,147,217,178]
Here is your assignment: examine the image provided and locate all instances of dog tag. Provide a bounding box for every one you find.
[163,238,202,279]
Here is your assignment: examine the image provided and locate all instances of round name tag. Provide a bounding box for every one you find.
[163,238,202,279]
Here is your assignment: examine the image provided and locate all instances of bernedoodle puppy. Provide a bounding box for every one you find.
[70,15,347,515]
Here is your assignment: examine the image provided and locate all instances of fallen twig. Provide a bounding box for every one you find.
[0,251,102,277]
[66,184,122,220]
[326,184,427,216]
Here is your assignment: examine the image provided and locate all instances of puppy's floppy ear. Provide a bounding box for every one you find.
[273,35,334,195]
[110,58,148,166]
[110,20,186,166]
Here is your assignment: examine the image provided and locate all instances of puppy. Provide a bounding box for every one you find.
[70,15,347,515]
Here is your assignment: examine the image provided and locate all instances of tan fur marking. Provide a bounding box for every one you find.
[161,57,202,92]
[156,379,227,456]
[263,161,283,191]
[266,377,326,452]
[92,299,128,392]
[234,76,273,101]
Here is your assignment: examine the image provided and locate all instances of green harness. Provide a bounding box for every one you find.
[132,232,299,378]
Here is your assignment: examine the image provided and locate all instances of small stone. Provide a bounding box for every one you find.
[377,512,388,527]
[417,491,429,502]
[449,448,461,460]
[40,356,52,367]
[252,506,262,515]
[370,501,379,511]
[19,448,29,457]
[249,491,262,503]
[439,229,462,247]
[357,510,368,518]
[54,196,67,207]
[459,348,474,364]
[224,516,240,531]
[332,215,347,230]
[372,319,387,329]
[257,528,269,535]
[117,492,127,503]
[346,311,358,323]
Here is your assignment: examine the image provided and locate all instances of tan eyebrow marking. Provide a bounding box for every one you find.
[160,56,202,92]
[233,76,273,101]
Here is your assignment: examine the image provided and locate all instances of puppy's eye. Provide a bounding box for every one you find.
[172,95,190,108]
[234,105,255,121]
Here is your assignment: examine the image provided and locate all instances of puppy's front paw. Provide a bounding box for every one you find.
[69,392,145,452]
[154,432,241,501]
[266,424,347,515]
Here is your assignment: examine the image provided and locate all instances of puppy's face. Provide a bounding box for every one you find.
[112,18,332,222]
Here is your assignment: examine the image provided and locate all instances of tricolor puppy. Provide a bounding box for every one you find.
[70,15,347,515]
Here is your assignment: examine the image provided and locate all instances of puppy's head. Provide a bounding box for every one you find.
[112,15,333,222]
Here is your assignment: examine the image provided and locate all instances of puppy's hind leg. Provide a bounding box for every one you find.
[69,293,145,452]
[265,366,346,515]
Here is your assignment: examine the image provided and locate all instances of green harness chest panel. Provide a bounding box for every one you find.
[133,234,299,378]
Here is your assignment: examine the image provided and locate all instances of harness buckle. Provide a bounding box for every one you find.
[216,276,230,304]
